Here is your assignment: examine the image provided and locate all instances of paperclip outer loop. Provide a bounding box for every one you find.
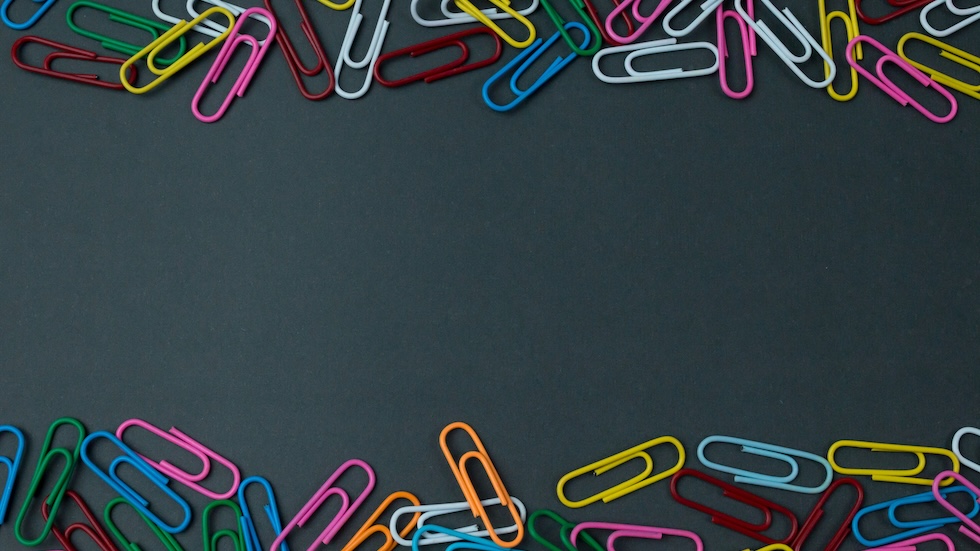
[828,439,959,485]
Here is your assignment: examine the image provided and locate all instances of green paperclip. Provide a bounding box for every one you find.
[529,510,604,551]
[203,500,245,551]
[104,497,185,551]
[538,0,601,56]
[66,0,187,65]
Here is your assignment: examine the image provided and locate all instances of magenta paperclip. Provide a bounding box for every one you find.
[192,7,276,122]
[864,533,954,551]
[604,0,673,44]
[845,35,956,124]
[715,0,755,99]
[115,418,241,499]
[932,470,980,544]
[570,522,703,551]
[270,459,375,551]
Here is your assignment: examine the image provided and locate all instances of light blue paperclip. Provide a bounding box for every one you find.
[80,431,192,534]
[697,435,832,494]
[0,426,24,527]
[889,484,980,529]
[482,22,589,112]
[852,486,980,547]
[238,476,289,551]
[413,526,520,551]
[1,0,57,29]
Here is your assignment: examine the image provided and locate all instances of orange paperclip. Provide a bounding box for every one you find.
[341,491,421,551]
[440,422,523,548]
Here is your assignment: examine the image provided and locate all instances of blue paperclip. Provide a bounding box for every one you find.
[1,0,57,29]
[889,484,980,529]
[697,435,832,494]
[0,426,24,527]
[80,431,192,534]
[851,485,980,547]
[413,525,523,551]
[482,22,589,112]
[238,476,289,551]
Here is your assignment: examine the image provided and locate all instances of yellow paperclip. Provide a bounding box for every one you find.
[898,32,980,100]
[120,6,234,94]
[818,0,860,101]
[743,545,793,551]
[316,0,355,10]
[828,440,960,486]
[451,0,535,49]
[556,436,685,508]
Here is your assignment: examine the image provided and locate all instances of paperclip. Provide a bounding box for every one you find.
[413,525,523,551]
[853,0,932,24]
[735,0,836,87]
[866,533,954,551]
[104,497,184,551]
[527,510,603,551]
[0,426,24,528]
[670,469,798,545]
[238,476,288,551]
[829,440,960,483]
[15,418,87,547]
[11,35,139,89]
[269,459,376,551]
[592,38,718,82]
[80,431,192,534]
[918,0,980,35]
[818,0,859,100]
[409,0,539,28]
[556,436,685,508]
[452,0,536,48]
[698,436,833,494]
[389,497,527,546]
[374,28,502,87]
[341,492,420,551]
[41,491,116,551]
[746,546,792,551]
[116,419,242,499]
[850,485,977,547]
[953,427,980,474]
[933,470,980,545]
[662,0,724,37]
[204,500,244,551]
[65,1,185,66]
[184,0,273,44]
[716,1,755,99]
[898,32,980,99]
[1,0,56,29]
[582,0,634,44]
[539,0,602,55]
[315,0,354,12]
[191,7,276,122]
[604,0,674,44]
[263,0,334,100]
[439,422,522,548]
[789,478,863,551]
[335,0,391,99]
[889,484,979,528]
[569,522,704,551]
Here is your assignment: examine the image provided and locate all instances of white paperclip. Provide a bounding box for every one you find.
[662,0,725,37]
[735,0,835,88]
[592,38,719,83]
[185,0,273,44]
[388,497,527,547]
[152,0,220,34]
[954,427,980,474]
[919,0,980,36]
[335,0,391,100]
[409,0,539,27]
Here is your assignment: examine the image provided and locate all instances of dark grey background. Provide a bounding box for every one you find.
[1,0,979,549]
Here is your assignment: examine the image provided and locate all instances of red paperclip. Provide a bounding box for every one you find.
[374,27,502,88]
[11,36,137,90]
[790,478,863,551]
[853,0,931,24]
[582,0,635,44]
[40,491,117,551]
[263,0,334,100]
[670,469,798,545]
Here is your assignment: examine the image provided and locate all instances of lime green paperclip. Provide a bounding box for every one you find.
[203,500,244,551]
[818,0,859,101]
[556,436,685,508]
[828,440,960,486]
[898,32,980,100]
[539,0,600,56]
[451,0,536,48]
[66,0,186,65]
[104,497,185,551]
[120,6,234,94]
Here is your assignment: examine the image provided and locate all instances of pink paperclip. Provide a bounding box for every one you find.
[270,459,375,551]
[115,418,242,499]
[932,470,980,544]
[864,532,954,551]
[192,7,276,123]
[604,0,673,44]
[716,0,756,99]
[570,522,703,551]
[845,35,957,124]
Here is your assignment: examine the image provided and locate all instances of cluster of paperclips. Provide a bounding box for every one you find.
[3,0,980,120]
[0,420,979,551]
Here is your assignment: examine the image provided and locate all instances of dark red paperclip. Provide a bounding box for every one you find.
[263,0,334,100]
[40,491,117,551]
[670,469,798,545]
[853,0,932,24]
[11,36,137,90]
[790,478,863,551]
[582,0,635,44]
[374,28,502,88]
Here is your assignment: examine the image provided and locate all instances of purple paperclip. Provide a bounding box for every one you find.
[716,0,755,99]
[115,418,242,499]
[604,0,673,44]
[192,7,277,123]
[270,459,375,551]
[932,470,980,544]
[863,532,954,551]
[845,35,957,124]
[570,522,703,551]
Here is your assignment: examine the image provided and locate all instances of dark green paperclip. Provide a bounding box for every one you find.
[204,500,245,551]
[528,510,604,551]
[66,0,187,65]
[14,417,86,547]
[104,497,185,551]
[538,0,601,56]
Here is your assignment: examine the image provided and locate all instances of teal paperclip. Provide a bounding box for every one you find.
[66,0,187,65]
[0,426,25,529]
[104,497,185,551]
[697,435,832,493]
[204,500,245,551]
[528,510,603,551]
[538,0,600,56]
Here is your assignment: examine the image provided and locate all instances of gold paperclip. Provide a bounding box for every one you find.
[828,440,959,485]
